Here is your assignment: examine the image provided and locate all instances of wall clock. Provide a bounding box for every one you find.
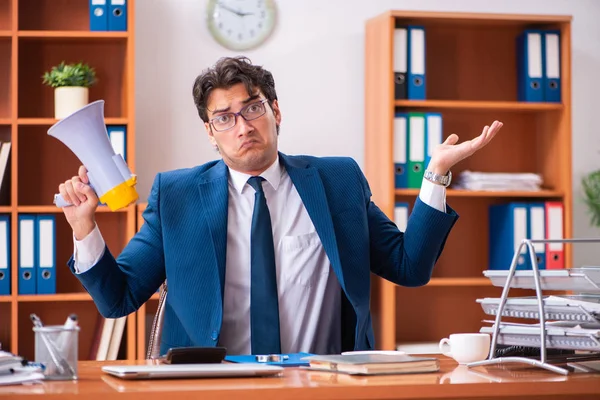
[207,0,277,51]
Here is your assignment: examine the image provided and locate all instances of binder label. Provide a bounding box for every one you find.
[527,33,542,78]
[546,33,560,79]
[39,219,54,268]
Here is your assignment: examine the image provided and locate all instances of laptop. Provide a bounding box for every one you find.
[101,363,284,380]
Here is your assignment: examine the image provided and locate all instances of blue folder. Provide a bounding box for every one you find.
[225,352,314,367]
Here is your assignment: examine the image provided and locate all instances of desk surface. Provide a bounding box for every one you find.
[1,357,600,400]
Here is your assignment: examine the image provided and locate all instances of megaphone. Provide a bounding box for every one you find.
[47,100,138,211]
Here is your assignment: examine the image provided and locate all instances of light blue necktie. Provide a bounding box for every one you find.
[247,176,281,354]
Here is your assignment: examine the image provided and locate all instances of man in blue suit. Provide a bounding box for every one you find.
[59,57,503,356]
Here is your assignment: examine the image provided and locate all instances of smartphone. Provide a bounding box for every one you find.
[164,346,227,364]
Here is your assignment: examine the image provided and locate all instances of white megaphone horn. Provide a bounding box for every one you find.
[47,100,138,211]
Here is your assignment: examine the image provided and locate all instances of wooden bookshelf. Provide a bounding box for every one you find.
[0,0,137,362]
[365,11,572,350]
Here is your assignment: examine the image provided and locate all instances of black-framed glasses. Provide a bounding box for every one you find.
[209,99,269,132]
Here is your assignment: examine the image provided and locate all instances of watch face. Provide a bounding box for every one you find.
[207,0,277,51]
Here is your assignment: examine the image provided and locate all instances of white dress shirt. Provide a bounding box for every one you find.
[73,158,446,354]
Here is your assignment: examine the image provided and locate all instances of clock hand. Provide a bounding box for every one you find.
[217,2,245,17]
[217,2,255,17]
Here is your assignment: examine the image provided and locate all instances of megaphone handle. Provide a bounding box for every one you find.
[53,181,98,208]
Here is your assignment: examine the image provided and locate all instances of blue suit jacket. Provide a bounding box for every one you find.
[71,153,458,355]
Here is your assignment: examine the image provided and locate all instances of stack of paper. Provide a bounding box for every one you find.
[0,351,44,386]
[480,320,600,351]
[453,171,543,191]
[477,295,600,322]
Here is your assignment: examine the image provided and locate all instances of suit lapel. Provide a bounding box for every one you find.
[197,161,229,298]
[280,154,344,288]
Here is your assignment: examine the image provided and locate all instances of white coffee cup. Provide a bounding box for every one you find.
[439,333,490,364]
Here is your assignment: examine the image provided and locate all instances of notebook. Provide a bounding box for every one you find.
[101,363,284,380]
[303,353,439,375]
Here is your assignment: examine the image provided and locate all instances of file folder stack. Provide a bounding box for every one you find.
[89,0,128,31]
[488,201,564,271]
[393,112,442,189]
[517,29,561,102]
[18,214,56,295]
[453,171,542,191]
[393,26,426,100]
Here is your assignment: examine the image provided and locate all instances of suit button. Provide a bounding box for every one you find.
[211,330,218,341]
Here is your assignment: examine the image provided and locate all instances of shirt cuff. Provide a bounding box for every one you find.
[418,177,447,213]
[73,224,106,274]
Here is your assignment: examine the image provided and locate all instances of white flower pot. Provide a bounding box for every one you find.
[54,87,89,119]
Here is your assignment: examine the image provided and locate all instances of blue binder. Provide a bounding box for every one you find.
[407,26,426,100]
[0,215,9,295]
[108,0,127,31]
[526,203,546,270]
[107,125,127,161]
[18,215,36,295]
[89,0,108,31]
[543,30,561,103]
[36,215,56,295]
[393,113,408,189]
[489,203,530,270]
[517,30,544,102]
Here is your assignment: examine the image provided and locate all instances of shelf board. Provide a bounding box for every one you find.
[0,31,11,37]
[18,118,128,126]
[396,189,563,198]
[150,293,160,301]
[394,100,563,112]
[0,296,12,302]
[18,31,128,39]
[388,11,571,26]
[17,205,126,213]
[0,118,11,125]
[18,293,92,302]
[0,207,12,213]
[427,277,491,287]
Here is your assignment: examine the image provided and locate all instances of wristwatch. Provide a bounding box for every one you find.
[424,169,452,187]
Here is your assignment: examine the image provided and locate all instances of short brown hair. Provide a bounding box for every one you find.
[192,56,278,123]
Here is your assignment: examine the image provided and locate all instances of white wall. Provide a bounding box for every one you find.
[135,0,600,266]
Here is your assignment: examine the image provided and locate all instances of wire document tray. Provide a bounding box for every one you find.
[479,323,600,352]
[467,238,600,375]
[477,295,600,323]
[484,268,600,292]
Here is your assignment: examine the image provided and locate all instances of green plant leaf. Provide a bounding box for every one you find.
[41,61,97,88]
[582,170,600,228]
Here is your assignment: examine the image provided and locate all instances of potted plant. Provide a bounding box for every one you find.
[582,170,600,227]
[42,61,97,119]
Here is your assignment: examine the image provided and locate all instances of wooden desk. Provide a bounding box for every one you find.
[1,357,599,400]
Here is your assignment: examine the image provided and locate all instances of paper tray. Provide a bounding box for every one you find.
[480,323,600,352]
[477,295,600,323]
[483,268,600,292]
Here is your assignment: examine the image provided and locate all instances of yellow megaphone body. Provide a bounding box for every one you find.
[47,100,138,211]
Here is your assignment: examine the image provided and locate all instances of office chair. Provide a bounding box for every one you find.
[147,281,168,359]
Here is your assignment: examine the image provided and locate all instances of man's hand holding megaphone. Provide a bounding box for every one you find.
[58,165,100,240]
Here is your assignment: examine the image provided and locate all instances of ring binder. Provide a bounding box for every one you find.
[468,237,600,375]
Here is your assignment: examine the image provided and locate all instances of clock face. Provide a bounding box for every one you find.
[207,0,277,51]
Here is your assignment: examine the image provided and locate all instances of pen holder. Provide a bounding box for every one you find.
[33,325,80,380]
